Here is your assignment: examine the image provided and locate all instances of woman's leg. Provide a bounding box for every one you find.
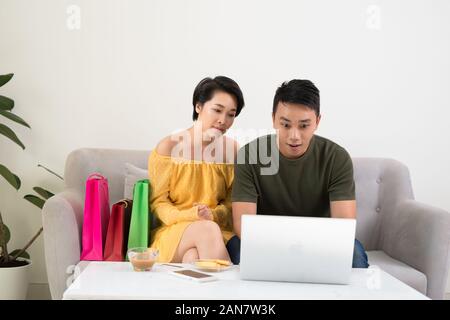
[171,220,230,263]
[182,248,199,263]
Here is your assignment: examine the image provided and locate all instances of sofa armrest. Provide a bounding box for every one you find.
[42,189,84,300]
[380,199,450,299]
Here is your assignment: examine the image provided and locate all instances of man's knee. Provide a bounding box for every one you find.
[352,239,369,268]
[226,235,241,265]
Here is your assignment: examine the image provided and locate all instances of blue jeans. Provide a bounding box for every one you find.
[226,236,369,268]
[352,238,370,268]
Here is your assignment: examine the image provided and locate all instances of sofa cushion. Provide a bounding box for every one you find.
[123,162,161,231]
[367,250,427,295]
[123,163,148,200]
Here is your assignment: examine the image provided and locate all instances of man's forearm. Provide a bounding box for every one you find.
[234,220,242,239]
[232,202,257,238]
[330,200,356,219]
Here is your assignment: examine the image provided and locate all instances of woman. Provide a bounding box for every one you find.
[148,76,244,263]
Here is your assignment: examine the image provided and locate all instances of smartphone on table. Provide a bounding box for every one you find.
[169,269,218,282]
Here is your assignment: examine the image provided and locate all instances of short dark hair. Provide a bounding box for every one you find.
[273,79,320,117]
[192,76,245,121]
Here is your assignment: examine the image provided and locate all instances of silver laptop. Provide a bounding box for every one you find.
[240,215,356,285]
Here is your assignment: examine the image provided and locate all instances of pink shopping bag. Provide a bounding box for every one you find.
[80,173,111,261]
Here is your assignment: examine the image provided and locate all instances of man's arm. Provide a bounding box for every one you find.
[330,200,356,219]
[328,147,356,219]
[232,202,257,238]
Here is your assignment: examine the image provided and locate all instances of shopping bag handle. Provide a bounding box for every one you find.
[87,173,105,180]
[117,199,129,208]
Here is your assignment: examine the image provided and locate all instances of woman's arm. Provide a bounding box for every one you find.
[149,140,199,226]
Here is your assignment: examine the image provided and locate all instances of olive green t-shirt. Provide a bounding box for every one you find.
[231,134,355,217]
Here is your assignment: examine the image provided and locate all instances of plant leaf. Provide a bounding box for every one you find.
[33,187,54,200]
[0,123,25,149]
[0,95,14,111]
[0,74,13,87]
[1,224,11,244]
[9,249,30,260]
[0,164,21,190]
[0,110,30,128]
[24,195,46,209]
[38,164,64,180]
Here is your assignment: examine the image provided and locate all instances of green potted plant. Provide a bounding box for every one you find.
[0,73,61,299]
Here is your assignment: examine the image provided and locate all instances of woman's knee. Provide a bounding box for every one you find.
[192,220,222,239]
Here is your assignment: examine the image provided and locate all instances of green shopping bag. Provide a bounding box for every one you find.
[127,179,151,256]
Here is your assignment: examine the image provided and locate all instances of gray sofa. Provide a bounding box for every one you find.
[42,148,450,299]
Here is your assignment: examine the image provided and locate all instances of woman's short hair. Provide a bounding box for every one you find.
[192,76,245,121]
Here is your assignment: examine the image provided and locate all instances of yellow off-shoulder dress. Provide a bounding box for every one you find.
[148,150,235,262]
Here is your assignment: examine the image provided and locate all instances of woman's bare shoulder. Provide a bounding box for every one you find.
[155,135,179,157]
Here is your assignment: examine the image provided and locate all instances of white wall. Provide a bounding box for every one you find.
[1,0,449,294]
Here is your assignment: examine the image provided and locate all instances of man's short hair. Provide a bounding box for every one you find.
[273,79,320,117]
[192,76,245,121]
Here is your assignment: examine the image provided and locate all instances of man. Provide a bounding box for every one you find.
[227,79,369,268]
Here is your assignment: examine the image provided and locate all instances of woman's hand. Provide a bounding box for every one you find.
[194,203,213,220]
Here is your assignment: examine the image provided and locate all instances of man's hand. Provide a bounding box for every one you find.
[194,203,213,220]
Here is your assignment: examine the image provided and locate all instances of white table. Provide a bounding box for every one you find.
[63,262,429,300]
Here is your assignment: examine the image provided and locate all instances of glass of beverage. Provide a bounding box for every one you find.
[127,247,159,272]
